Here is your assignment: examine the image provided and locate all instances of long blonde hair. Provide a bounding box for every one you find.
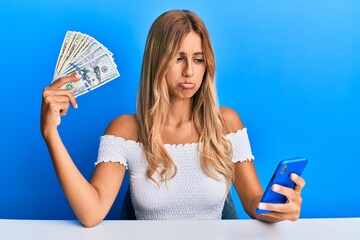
[136,10,234,188]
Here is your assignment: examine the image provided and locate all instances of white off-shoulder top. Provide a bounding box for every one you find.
[95,128,254,220]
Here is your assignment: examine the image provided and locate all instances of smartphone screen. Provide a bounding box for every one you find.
[256,157,308,214]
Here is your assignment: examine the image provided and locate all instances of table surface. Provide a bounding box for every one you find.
[1,218,359,240]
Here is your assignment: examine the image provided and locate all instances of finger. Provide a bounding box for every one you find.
[59,104,70,116]
[258,202,289,213]
[45,95,71,104]
[271,184,294,199]
[49,72,82,89]
[291,174,306,192]
[43,88,78,109]
[49,102,69,117]
[258,202,301,221]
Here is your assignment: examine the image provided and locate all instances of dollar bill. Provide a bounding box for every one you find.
[52,31,120,97]
[59,34,89,73]
[62,47,111,76]
[56,32,84,75]
[60,53,120,98]
[60,41,104,75]
[54,31,74,78]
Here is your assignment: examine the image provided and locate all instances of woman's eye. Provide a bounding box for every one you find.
[176,57,184,62]
[194,58,204,63]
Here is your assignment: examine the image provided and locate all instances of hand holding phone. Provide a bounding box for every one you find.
[256,157,308,215]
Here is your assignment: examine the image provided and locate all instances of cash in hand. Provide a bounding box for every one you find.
[53,31,120,98]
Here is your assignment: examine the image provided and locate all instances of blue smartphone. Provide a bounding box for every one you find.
[256,157,308,215]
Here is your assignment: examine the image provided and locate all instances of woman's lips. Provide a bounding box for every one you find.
[178,82,195,89]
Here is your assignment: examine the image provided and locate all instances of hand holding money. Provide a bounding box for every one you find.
[41,31,120,137]
[41,73,82,138]
[52,31,120,98]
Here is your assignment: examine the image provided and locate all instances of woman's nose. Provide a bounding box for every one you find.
[182,60,194,78]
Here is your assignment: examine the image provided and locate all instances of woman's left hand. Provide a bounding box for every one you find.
[257,173,306,221]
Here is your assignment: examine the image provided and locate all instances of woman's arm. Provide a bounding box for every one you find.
[233,161,280,223]
[41,73,126,227]
[220,106,305,223]
[233,161,306,222]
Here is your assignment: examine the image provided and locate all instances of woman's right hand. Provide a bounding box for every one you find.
[41,72,82,138]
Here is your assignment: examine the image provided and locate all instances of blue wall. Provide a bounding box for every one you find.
[0,0,359,220]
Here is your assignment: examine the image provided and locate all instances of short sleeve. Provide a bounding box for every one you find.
[227,128,255,163]
[95,135,128,168]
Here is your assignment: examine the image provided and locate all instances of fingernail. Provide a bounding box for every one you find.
[75,103,78,109]
[75,73,81,79]
[273,184,280,192]
[291,173,298,180]
[258,203,266,210]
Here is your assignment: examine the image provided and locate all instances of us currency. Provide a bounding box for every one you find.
[62,47,112,76]
[60,41,108,76]
[60,53,120,98]
[52,31,120,97]
[59,34,90,73]
[54,31,74,78]
[57,32,77,71]
[56,32,85,76]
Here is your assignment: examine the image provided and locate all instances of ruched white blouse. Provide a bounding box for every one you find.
[95,128,254,220]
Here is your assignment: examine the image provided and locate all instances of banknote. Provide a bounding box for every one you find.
[54,31,74,77]
[57,32,84,74]
[53,31,120,97]
[62,54,119,97]
[62,46,111,76]
[60,40,101,75]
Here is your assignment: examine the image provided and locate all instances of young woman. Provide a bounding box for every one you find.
[41,10,305,227]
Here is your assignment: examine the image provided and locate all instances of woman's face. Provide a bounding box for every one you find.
[165,31,206,100]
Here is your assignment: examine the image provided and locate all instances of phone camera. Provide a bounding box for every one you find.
[280,165,288,175]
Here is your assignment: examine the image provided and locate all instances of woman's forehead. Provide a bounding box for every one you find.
[177,31,203,53]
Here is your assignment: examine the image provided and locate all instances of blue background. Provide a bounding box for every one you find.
[0,0,359,220]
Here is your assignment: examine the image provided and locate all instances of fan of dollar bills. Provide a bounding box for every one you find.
[52,31,120,98]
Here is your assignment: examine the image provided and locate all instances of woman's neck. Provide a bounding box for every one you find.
[166,97,193,128]
[162,97,199,144]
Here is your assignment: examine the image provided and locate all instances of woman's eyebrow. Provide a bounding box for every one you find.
[179,51,204,56]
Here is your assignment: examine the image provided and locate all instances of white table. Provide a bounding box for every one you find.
[1,218,359,240]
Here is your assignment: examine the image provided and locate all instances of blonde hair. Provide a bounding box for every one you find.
[136,10,234,188]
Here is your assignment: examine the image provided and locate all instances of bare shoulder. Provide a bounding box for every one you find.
[104,114,138,141]
[219,106,245,134]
